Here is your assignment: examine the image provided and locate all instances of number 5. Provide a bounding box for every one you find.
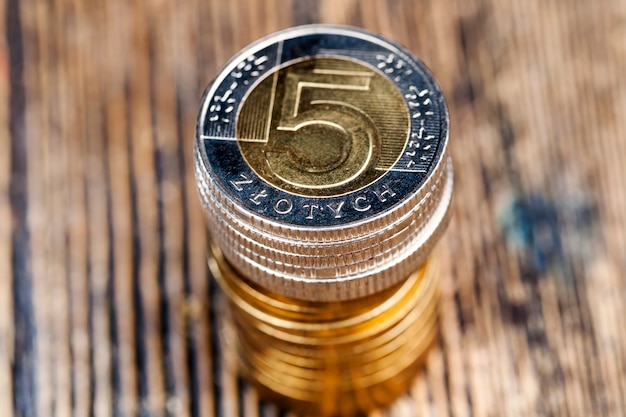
[263,66,381,190]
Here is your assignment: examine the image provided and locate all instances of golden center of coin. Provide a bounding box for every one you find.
[237,57,410,197]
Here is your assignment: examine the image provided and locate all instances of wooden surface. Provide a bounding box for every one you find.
[2,0,626,416]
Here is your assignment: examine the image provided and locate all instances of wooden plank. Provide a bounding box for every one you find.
[2,0,626,416]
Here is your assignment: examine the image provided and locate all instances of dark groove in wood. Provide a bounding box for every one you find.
[103,104,122,417]
[147,27,177,416]
[126,77,151,417]
[237,378,246,417]
[64,231,77,417]
[494,105,520,188]
[453,291,466,332]
[83,94,100,416]
[7,0,36,414]
[570,268,607,413]
[209,277,223,417]
[85,186,95,417]
[438,335,453,417]
[455,8,483,104]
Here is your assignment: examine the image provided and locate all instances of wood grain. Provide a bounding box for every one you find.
[2,0,625,416]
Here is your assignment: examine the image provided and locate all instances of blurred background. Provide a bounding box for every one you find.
[1,0,625,416]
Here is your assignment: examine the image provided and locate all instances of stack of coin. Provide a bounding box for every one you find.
[195,25,452,416]
[209,243,441,415]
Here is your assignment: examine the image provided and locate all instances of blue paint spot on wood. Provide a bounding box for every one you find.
[499,193,598,278]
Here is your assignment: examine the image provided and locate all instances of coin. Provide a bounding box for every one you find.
[195,25,452,302]
[196,24,452,416]
[209,242,439,416]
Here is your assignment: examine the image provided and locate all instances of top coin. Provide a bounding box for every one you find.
[196,25,449,229]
